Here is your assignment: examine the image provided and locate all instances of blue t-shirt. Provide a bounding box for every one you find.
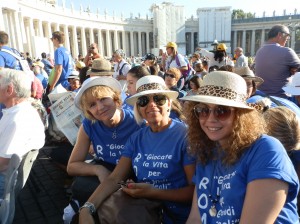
[54,46,73,88]
[0,46,21,69]
[36,73,48,89]
[122,119,195,224]
[83,109,140,165]
[194,135,299,224]
[41,58,53,75]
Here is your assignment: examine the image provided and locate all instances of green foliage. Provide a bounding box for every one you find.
[232,9,255,19]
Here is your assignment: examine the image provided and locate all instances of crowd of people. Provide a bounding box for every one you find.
[0,23,300,224]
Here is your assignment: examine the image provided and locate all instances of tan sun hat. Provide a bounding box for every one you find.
[87,58,113,76]
[126,75,178,105]
[181,71,253,109]
[233,67,264,87]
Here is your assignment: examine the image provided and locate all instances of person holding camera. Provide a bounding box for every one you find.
[84,43,101,67]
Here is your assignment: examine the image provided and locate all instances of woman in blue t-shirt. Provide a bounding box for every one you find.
[182,71,299,224]
[79,75,195,224]
[64,76,141,222]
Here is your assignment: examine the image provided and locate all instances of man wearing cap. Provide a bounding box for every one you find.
[199,43,234,70]
[112,49,131,81]
[234,47,248,68]
[255,24,300,98]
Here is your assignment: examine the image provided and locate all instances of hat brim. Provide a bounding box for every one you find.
[242,76,264,86]
[74,77,122,109]
[87,69,114,76]
[126,90,179,105]
[283,86,300,95]
[180,95,253,109]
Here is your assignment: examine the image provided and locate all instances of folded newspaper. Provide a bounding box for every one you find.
[49,86,82,145]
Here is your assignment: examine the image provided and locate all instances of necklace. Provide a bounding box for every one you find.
[112,129,117,139]
[111,109,123,139]
[208,161,220,217]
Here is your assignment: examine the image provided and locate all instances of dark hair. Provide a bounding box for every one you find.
[208,65,219,73]
[79,66,90,84]
[268,24,289,39]
[127,66,150,79]
[41,52,47,58]
[0,31,8,45]
[214,51,227,63]
[189,76,201,89]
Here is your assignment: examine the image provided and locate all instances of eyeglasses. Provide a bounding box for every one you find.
[137,94,167,107]
[193,104,234,121]
[165,73,175,79]
[281,32,290,39]
[90,46,95,50]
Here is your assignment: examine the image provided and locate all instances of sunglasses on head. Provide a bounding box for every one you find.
[193,104,234,121]
[137,94,167,107]
[165,73,175,78]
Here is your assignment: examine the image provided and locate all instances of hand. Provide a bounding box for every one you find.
[79,208,95,224]
[162,52,167,60]
[121,182,154,198]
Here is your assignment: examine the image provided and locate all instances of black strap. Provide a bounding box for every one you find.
[119,63,128,75]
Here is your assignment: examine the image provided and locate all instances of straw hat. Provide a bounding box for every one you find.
[283,72,300,96]
[68,70,80,80]
[33,61,45,68]
[181,71,253,109]
[75,61,86,69]
[87,58,113,76]
[126,76,178,105]
[233,67,264,86]
[74,76,121,109]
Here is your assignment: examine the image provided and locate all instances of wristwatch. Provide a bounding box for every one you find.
[79,202,96,215]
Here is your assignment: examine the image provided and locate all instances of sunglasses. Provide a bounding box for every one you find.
[281,32,290,38]
[137,94,167,107]
[90,46,95,50]
[193,104,234,121]
[165,73,175,78]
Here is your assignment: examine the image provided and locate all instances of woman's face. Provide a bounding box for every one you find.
[164,73,177,87]
[86,94,117,121]
[126,73,138,96]
[143,59,152,66]
[166,47,173,56]
[138,94,171,126]
[196,103,235,148]
[190,81,197,90]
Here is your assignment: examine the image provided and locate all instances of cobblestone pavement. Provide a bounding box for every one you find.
[13,146,71,224]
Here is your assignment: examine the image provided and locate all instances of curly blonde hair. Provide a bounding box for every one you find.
[80,86,122,123]
[184,101,266,165]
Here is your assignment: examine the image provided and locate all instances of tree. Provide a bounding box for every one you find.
[232,9,255,19]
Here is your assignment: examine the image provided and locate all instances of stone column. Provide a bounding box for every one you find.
[47,22,54,54]
[89,28,94,45]
[54,23,59,32]
[130,31,134,56]
[37,20,43,37]
[242,30,246,50]
[97,29,103,56]
[106,29,111,57]
[114,30,118,50]
[122,31,126,54]
[28,17,35,56]
[81,27,87,56]
[146,31,150,53]
[7,12,16,48]
[71,26,78,58]
[64,25,70,52]
[138,31,142,56]
[233,30,237,51]
[191,32,194,53]
[13,10,23,51]
[261,29,265,46]
[0,7,5,30]
[250,30,255,56]
[291,29,296,50]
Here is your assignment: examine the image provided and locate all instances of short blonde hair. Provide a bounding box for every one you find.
[166,67,181,81]
[80,86,122,122]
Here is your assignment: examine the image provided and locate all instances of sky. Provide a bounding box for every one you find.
[57,0,300,19]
